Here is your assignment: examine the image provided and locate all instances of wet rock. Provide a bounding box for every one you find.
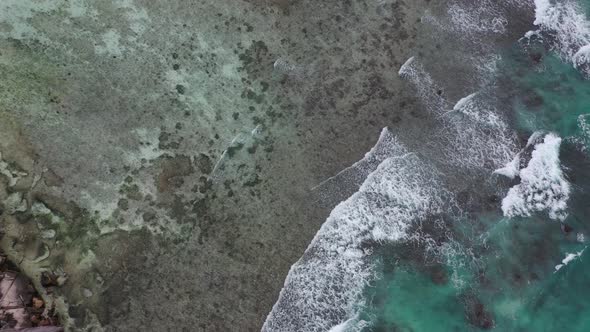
[238,40,271,80]
[40,272,59,288]
[0,257,61,330]
[117,199,129,211]
[142,211,156,223]
[1,271,33,328]
[198,176,212,194]
[32,298,44,310]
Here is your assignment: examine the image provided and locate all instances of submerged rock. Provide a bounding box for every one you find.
[463,295,494,330]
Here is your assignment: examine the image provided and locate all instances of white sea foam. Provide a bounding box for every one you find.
[578,114,590,150]
[530,0,590,75]
[449,92,507,129]
[312,128,408,207]
[328,320,350,332]
[409,225,481,289]
[524,30,539,39]
[423,0,523,37]
[398,56,415,76]
[452,93,478,112]
[494,154,521,179]
[573,44,590,69]
[441,92,518,171]
[327,315,369,332]
[398,56,448,115]
[447,2,508,35]
[421,1,529,80]
[555,248,585,271]
[399,58,518,171]
[262,133,451,332]
[498,133,570,221]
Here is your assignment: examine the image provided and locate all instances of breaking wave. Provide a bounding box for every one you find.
[398,57,448,114]
[262,130,453,332]
[577,114,590,151]
[444,0,511,36]
[312,128,408,208]
[496,132,571,221]
[555,248,586,271]
[528,0,590,75]
[264,1,586,331]
[399,56,518,172]
[441,92,518,171]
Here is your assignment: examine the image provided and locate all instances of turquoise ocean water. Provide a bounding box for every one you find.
[262,2,590,331]
[360,3,590,331]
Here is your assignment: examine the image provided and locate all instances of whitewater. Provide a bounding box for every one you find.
[263,0,590,331]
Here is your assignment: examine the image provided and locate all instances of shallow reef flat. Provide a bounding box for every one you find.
[0,0,433,330]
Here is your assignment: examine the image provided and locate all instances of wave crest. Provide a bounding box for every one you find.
[262,130,452,332]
